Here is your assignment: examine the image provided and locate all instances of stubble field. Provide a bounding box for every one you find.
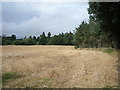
[2,45,118,88]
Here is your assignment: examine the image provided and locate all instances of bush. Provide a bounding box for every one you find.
[102,48,113,53]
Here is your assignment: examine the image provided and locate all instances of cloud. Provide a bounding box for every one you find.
[2,2,89,38]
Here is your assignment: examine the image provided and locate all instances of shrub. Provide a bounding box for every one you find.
[102,48,113,53]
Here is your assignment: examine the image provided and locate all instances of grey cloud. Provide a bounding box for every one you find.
[2,2,41,23]
[2,2,89,38]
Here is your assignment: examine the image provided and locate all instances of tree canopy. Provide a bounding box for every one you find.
[88,2,120,49]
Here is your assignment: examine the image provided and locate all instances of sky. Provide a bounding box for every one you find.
[1,2,89,38]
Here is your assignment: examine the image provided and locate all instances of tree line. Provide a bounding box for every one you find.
[0,32,74,45]
[0,22,115,48]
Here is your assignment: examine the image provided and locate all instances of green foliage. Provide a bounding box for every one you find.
[74,21,89,48]
[38,32,47,45]
[48,32,74,45]
[74,20,102,48]
[2,35,16,45]
[2,72,21,83]
[1,32,74,45]
[102,48,113,53]
[88,2,119,49]
[13,40,22,45]
[25,77,53,88]
[40,78,53,88]
[48,35,61,45]
[74,14,116,49]
[47,32,51,38]
[13,38,35,45]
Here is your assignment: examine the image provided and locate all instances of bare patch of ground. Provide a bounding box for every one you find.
[1,45,118,88]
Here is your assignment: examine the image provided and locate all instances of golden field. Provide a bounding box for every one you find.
[1,45,118,88]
